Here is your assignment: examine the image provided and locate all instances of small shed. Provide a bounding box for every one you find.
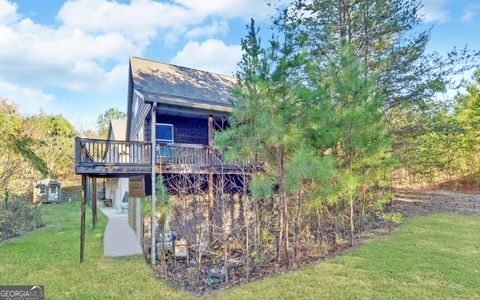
[34,179,62,203]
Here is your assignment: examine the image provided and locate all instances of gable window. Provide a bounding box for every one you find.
[156,123,174,143]
[38,186,46,195]
[132,89,143,118]
[132,96,138,118]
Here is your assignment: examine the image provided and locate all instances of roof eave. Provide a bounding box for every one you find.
[143,94,233,114]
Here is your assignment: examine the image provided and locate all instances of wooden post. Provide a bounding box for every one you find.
[208,172,214,244]
[59,183,62,202]
[208,115,214,244]
[75,137,80,167]
[80,175,86,263]
[103,178,106,201]
[33,183,36,203]
[86,176,90,206]
[92,177,97,229]
[208,115,214,147]
[151,102,157,265]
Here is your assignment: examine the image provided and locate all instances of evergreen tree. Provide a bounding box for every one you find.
[96,107,127,138]
[326,44,392,245]
[217,19,306,266]
[285,0,479,109]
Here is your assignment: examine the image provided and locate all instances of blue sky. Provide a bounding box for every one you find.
[0,0,479,130]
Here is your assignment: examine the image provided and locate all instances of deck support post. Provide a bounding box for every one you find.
[80,174,86,263]
[86,175,90,206]
[208,172,214,244]
[208,115,214,244]
[92,177,97,229]
[151,102,157,265]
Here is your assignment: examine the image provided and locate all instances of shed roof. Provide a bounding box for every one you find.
[129,57,237,112]
[36,179,61,187]
[108,119,127,141]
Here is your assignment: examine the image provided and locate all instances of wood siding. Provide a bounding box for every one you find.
[130,89,151,141]
[157,114,208,145]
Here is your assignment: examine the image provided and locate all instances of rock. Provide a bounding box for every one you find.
[227,258,241,269]
[207,267,226,282]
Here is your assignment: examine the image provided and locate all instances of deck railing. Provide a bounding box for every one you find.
[75,138,248,169]
[75,138,152,166]
[156,143,209,165]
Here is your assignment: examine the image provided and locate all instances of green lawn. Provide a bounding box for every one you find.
[0,202,479,299]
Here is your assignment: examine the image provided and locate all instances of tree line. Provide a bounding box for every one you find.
[394,70,480,187]
[0,99,125,202]
[212,0,480,270]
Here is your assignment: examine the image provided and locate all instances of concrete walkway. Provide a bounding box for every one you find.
[100,205,142,257]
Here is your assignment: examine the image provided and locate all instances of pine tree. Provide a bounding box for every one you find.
[327,44,392,246]
[216,19,307,267]
[285,0,479,109]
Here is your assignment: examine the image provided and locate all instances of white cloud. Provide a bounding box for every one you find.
[57,0,280,44]
[186,20,229,39]
[57,0,202,46]
[421,0,450,23]
[0,0,281,119]
[175,0,280,20]
[461,3,480,22]
[462,11,475,22]
[0,0,273,94]
[0,7,138,91]
[0,80,64,115]
[0,0,19,25]
[171,39,241,75]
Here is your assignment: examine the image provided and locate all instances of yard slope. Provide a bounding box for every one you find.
[0,202,190,299]
[217,214,480,299]
[0,202,479,299]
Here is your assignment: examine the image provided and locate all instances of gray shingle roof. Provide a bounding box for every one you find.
[129,57,237,112]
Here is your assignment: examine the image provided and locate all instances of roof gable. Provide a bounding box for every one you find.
[108,119,127,141]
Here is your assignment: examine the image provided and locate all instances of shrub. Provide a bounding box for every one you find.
[0,198,42,242]
[382,212,404,224]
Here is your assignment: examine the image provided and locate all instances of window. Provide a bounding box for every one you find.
[156,123,174,157]
[38,186,46,195]
[50,186,57,194]
[156,123,174,143]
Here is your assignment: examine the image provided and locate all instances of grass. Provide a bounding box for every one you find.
[0,202,188,299]
[1,202,479,299]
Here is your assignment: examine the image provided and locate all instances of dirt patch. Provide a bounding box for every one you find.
[391,189,480,217]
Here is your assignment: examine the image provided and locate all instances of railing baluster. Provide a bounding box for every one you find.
[75,138,245,171]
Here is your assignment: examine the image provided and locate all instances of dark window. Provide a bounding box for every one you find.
[156,123,174,143]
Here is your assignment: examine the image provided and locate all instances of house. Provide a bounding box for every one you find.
[104,119,129,211]
[75,57,251,263]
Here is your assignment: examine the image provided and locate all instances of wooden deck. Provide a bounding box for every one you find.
[75,137,250,176]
